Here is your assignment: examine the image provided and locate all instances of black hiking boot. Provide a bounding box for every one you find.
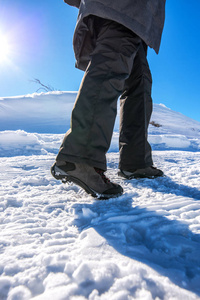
[51,161,123,199]
[118,166,164,179]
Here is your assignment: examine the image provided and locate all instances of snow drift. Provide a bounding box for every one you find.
[0,91,200,157]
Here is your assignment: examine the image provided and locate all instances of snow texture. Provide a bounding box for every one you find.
[0,92,200,300]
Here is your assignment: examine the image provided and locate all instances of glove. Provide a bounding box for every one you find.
[64,0,81,8]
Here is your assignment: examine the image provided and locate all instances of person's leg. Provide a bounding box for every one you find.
[56,18,142,171]
[119,42,153,171]
[118,42,163,179]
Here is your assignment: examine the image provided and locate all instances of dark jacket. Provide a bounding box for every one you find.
[64,0,166,70]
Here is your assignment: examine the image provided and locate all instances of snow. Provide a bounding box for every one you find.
[0,92,200,299]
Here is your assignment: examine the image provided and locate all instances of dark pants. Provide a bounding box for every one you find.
[57,17,153,171]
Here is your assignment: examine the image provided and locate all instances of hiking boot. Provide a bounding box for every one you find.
[51,161,123,199]
[118,166,164,179]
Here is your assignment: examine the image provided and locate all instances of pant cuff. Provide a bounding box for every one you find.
[56,152,107,171]
[119,160,153,171]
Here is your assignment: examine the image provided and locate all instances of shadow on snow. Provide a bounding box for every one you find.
[71,192,200,297]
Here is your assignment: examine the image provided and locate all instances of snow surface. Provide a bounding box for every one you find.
[0,92,200,300]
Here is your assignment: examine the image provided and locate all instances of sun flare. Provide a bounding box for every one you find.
[0,33,11,63]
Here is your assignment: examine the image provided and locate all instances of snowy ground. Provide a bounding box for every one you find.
[0,92,200,300]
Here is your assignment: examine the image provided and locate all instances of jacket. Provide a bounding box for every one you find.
[64,0,166,70]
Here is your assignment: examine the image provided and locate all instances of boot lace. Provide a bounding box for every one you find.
[94,168,110,183]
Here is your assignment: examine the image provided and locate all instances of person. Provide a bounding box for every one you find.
[51,0,166,199]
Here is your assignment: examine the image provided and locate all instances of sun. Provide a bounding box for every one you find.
[0,32,11,63]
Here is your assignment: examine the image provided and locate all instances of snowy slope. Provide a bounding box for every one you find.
[0,91,200,157]
[0,92,76,133]
[1,92,200,137]
[0,92,200,300]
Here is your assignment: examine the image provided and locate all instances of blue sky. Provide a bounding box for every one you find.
[0,0,200,122]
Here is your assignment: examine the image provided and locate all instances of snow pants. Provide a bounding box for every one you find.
[57,17,153,171]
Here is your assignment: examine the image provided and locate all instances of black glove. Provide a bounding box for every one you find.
[64,0,81,8]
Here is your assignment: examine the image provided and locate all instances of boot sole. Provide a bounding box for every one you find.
[118,170,164,180]
[51,165,122,200]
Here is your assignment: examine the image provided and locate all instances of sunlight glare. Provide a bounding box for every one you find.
[0,33,11,63]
